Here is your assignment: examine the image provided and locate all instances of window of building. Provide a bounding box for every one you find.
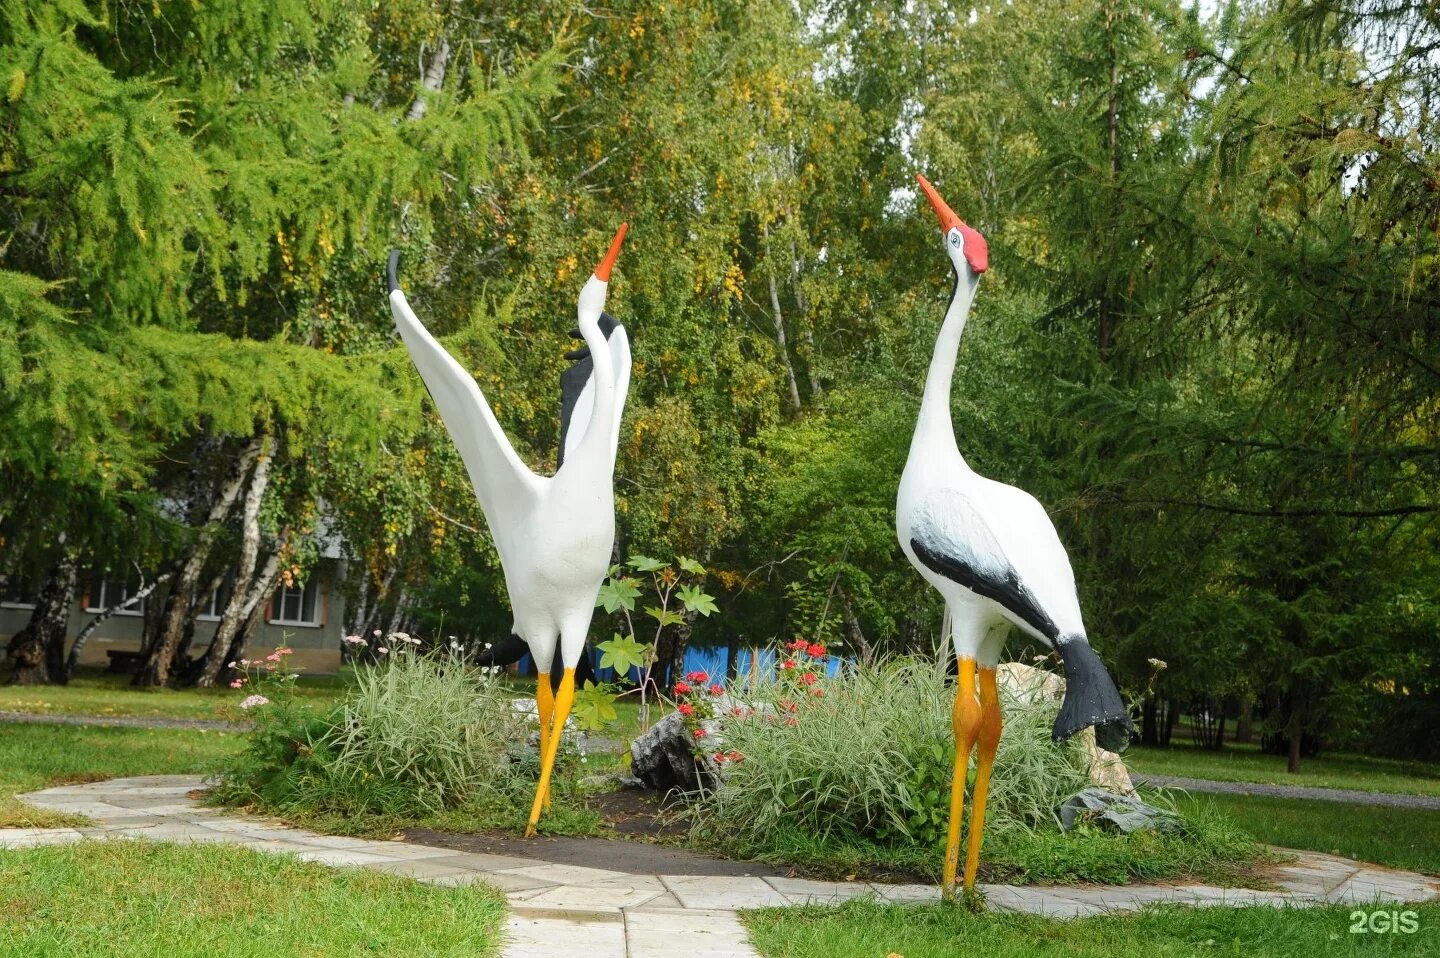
[197,579,234,621]
[269,579,321,627]
[84,574,146,616]
[1,578,36,609]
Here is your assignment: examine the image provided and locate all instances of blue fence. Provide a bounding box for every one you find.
[517,645,845,684]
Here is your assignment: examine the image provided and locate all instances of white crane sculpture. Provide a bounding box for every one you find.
[387,226,632,836]
[898,176,1133,896]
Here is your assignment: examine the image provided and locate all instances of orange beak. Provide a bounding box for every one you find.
[917,174,962,234]
[915,174,988,275]
[594,222,629,282]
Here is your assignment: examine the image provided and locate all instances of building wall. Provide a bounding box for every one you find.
[0,560,347,674]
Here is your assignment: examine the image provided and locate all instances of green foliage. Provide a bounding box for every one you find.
[572,680,620,732]
[696,657,1260,884]
[597,633,649,675]
[0,841,508,958]
[213,651,527,817]
[745,899,1440,958]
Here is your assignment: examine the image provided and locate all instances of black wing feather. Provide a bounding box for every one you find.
[557,313,620,468]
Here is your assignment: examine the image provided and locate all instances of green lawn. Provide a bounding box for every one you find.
[0,840,506,958]
[0,720,242,827]
[744,899,1440,958]
[0,667,350,722]
[1127,741,1440,798]
[1169,791,1440,877]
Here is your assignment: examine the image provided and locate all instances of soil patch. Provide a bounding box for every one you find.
[402,786,786,877]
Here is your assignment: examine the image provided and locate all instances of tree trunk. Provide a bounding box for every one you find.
[789,240,822,398]
[655,613,696,694]
[134,439,260,687]
[193,441,276,686]
[1286,708,1304,774]
[839,587,870,663]
[211,554,286,688]
[6,553,77,685]
[406,35,452,121]
[64,572,171,682]
[768,266,803,414]
[176,570,224,665]
[1235,695,1255,744]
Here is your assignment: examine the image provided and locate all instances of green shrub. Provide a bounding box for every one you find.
[212,648,527,818]
[695,656,1262,884]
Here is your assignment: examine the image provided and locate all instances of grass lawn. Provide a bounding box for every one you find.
[0,840,506,958]
[744,899,1440,958]
[1128,741,1440,798]
[0,667,350,722]
[1169,791,1440,877]
[0,720,242,827]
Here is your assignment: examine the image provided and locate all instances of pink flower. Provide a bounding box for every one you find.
[707,683,723,696]
[343,635,366,646]
[229,678,245,689]
[677,703,694,717]
[238,694,270,710]
[373,629,382,636]
[785,716,799,726]
[673,681,692,695]
[377,647,389,654]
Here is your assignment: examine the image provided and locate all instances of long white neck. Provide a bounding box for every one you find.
[911,269,976,462]
[570,274,616,463]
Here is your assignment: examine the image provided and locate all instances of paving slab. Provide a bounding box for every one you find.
[662,875,792,909]
[625,907,761,958]
[501,911,626,958]
[764,876,878,904]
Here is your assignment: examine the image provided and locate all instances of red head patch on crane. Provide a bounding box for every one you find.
[916,174,988,275]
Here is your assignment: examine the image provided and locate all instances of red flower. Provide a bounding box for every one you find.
[780,659,797,670]
[727,750,744,762]
[686,670,710,684]
[731,707,744,717]
[785,716,799,726]
[708,683,724,696]
[807,643,827,658]
[780,699,798,713]
[800,671,818,686]
[713,752,727,763]
[788,638,808,651]
[810,687,824,697]
[693,727,707,738]
[677,703,694,716]
[673,681,692,695]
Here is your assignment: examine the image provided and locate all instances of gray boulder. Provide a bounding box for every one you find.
[629,711,721,794]
[1058,787,1182,834]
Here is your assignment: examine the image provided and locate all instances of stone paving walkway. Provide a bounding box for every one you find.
[1139,774,1440,811]
[0,709,243,731]
[5,777,1439,958]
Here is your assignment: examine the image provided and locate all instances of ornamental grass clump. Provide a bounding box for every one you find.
[695,654,1260,885]
[312,647,526,815]
[213,641,527,818]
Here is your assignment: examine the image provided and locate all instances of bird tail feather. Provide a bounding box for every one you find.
[1053,636,1134,753]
